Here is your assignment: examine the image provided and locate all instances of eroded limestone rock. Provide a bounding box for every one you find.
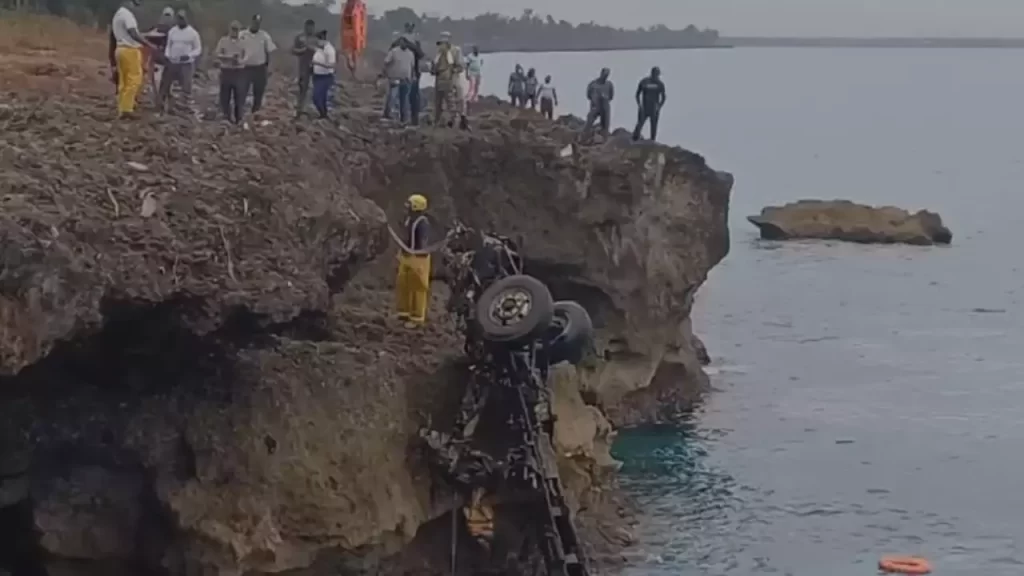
[748,199,952,245]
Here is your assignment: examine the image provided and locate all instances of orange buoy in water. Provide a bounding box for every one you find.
[879,556,932,575]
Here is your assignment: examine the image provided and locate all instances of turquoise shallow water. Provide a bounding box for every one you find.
[480,47,1024,575]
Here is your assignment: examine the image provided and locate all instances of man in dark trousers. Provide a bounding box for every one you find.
[632,66,666,141]
[213,20,246,123]
[392,22,425,125]
[292,19,317,116]
[239,14,277,116]
[583,67,614,137]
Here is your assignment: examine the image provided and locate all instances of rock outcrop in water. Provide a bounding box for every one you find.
[0,24,731,576]
[748,200,952,245]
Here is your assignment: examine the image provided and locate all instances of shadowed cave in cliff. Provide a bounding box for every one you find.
[0,295,339,576]
[0,288,574,576]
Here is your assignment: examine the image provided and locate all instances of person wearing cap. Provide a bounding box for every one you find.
[239,14,277,115]
[310,30,337,119]
[395,194,432,326]
[159,10,202,115]
[431,31,465,128]
[138,7,174,101]
[214,21,247,123]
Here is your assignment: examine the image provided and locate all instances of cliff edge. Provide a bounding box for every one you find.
[0,22,731,576]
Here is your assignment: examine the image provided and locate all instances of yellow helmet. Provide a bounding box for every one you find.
[406,194,428,212]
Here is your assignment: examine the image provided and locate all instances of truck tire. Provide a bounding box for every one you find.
[546,301,594,366]
[475,275,554,344]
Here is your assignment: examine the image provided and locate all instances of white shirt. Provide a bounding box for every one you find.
[538,84,556,101]
[111,6,141,48]
[311,42,336,75]
[165,25,202,63]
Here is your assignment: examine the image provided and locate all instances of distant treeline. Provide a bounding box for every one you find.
[369,7,721,52]
[0,0,721,52]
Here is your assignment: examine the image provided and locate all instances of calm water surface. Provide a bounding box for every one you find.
[482,48,1024,575]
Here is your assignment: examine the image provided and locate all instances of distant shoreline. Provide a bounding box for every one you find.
[480,37,1024,54]
[483,44,731,54]
[724,37,1024,48]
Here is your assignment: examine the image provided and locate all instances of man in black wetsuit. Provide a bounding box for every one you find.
[632,66,666,142]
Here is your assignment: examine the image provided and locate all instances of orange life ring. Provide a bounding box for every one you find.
[879,556,932,575]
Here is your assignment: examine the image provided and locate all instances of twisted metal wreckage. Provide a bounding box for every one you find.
[392,221,595,576]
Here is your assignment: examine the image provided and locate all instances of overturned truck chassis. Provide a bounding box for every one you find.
[420,225,594,576]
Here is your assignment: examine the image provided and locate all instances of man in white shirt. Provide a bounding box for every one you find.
[239,14,277,115]
[538,75,558,120]
[158,10,202,114]
[110,0,156,117]
[310,30,337,119]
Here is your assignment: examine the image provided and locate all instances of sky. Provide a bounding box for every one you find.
[361,0,1024,38]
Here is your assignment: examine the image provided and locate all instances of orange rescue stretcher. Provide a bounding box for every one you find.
[340,0,367,72]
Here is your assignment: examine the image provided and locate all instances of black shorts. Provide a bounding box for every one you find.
[540,98,554,118]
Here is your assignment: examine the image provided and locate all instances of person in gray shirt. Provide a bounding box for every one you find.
[379,42,415,123]
[214,20,246,123]
[584,67,614,137]
[239,14,276,114]
[392,22,425,124]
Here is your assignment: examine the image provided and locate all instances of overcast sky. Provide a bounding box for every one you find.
[363,0,1024,37]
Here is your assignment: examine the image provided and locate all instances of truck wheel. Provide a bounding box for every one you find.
[546,301,594,366]
[475,275,554,344]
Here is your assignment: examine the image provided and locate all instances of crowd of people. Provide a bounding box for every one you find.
[107,0,669,141]
[377,24,469,128]
[109,0,282,122]
[497,61,667,141]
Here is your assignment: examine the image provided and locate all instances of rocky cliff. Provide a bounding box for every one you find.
[0,44,731,575]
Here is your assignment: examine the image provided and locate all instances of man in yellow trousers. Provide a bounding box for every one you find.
[396,194,432,326]
[111,0,156,118]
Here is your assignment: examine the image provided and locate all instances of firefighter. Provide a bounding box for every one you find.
[395,194,432,326]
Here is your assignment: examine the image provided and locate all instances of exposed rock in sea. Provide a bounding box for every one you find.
[0,55,731,576]
[748,199,952,245]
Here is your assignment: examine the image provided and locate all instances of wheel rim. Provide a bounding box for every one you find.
[490,287,533,327]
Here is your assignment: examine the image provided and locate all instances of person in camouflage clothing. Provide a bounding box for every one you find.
[431,31,466,128]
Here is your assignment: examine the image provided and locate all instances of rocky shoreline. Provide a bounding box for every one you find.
[0,54,732,575]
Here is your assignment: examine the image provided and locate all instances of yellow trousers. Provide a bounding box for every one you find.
[115,46,143,114]
[395,253,431,323]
